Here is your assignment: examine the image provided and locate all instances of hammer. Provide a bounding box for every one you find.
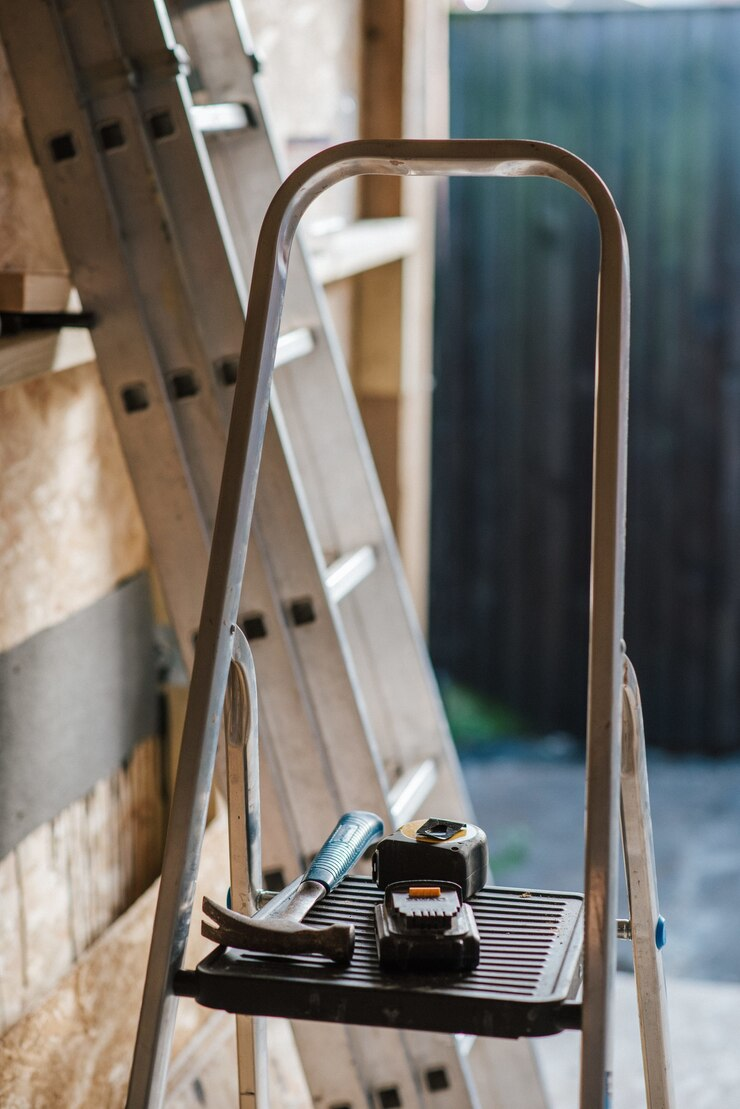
[202,810,383,963]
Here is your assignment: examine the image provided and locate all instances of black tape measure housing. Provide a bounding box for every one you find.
[371,818,488,901]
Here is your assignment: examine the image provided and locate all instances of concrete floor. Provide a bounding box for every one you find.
[535,973,740,1108]
[461,744,740,1106]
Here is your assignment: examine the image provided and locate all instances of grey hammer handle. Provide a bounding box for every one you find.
[305,811,384,891]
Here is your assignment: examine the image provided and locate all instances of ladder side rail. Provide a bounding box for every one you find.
[181,21,425,811]
[55,0,231,527]
[39,0,345,870]
[168,0,470,802]
[249,408,394,821]
[72,0,346,871]
[0,0,212,667]
[167,10,480,1095]
[44,0,387,866]
[109,0,395,832]
[276,348,470,806]
[621,657,675,1109]
[128,139,629,1108]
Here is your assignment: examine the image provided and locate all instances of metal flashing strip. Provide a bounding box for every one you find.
[0,573,158,857]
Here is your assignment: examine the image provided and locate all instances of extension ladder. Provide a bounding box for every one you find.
[0,2,543,1105]
[130,139,675,1109]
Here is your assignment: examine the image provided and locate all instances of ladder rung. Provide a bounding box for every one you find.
[324,545,377,604]
[191,102,255,134]
[388,757,438,827]
[275,327,315,368]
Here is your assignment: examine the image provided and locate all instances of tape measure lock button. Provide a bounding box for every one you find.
[415,818,467,842]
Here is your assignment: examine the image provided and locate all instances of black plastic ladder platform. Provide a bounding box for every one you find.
[176,877,584,1039]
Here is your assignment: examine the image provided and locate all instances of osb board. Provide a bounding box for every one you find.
[0,795,213,1107]
[0,736,165,1038]
[0,39,67,279]
[0,361,149,653]
[0,809,310,1109]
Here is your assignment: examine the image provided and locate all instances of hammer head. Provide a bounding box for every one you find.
[202,896,355,964]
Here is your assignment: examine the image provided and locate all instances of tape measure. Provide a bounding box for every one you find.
[371,817,489,901]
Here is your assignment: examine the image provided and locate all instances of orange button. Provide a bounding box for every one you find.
[409,886,441,898]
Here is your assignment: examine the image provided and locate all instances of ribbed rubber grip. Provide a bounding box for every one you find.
[305,811,384,892]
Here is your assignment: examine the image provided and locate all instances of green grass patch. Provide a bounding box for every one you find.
[439,676,527,750]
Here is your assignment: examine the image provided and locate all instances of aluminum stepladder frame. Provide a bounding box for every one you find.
[127,138,659,1108]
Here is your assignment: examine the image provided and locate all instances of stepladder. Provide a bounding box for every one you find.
[126,138,675,1109]
[0,1,548,1106]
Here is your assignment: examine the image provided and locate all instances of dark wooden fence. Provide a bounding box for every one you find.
[430,10,740,752]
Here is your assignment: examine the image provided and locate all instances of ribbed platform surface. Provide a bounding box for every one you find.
[178,878,584,1038]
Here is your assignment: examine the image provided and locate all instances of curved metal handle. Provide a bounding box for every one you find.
[136,140,630,1109]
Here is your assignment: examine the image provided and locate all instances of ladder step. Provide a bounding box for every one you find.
[181,878,585,1038]
[324,545,377,604]
[190,102,256,134]
[275,327,315,368]
[387,757,438,827]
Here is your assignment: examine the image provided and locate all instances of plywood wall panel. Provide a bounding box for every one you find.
[0,737,165,1040]
[0,40,67,281]
[0,362,149,653]
[0,812,228,1108]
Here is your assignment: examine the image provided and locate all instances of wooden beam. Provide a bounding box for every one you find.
[355,0,448,624]
[360,0,405,217]
[0,272,71,313]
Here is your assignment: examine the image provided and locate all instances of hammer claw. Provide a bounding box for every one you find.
[202,894,245,930]
[201,896,355,963]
